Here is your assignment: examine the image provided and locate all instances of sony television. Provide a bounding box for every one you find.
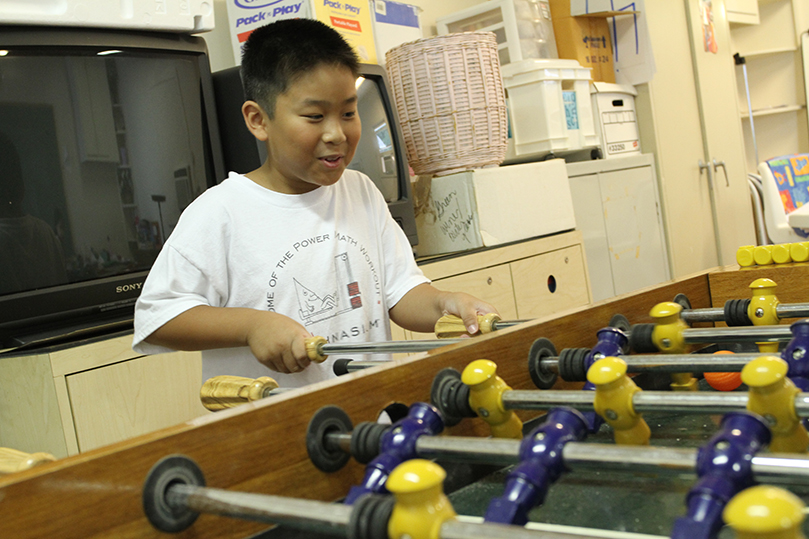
[0,26,225,351]
[212,63,419,245]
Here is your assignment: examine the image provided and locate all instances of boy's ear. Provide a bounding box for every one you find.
[242,100,270,141]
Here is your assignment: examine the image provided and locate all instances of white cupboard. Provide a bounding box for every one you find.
[636,0,757,277]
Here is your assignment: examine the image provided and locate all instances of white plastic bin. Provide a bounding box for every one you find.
[501,59,599,158]
[437,0,557,66]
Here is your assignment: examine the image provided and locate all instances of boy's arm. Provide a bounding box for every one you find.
[144,305,312,374]
[389,283,499,335]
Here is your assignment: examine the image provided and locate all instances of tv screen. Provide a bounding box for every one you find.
[0,26,225,351]
[212,63,418,245]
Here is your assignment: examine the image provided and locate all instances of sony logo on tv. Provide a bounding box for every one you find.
[116,282,144,294]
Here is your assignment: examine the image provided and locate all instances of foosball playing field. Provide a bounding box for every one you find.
[3,263,809,539]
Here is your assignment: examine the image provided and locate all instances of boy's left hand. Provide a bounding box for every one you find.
[438,292,499,336]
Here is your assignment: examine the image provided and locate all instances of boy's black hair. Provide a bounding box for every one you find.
[241,19,361,118]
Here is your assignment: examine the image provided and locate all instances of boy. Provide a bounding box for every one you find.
[133,19,498,388]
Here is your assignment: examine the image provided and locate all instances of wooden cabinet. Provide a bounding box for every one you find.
[0,335,207,458]
[729,0,809,172]
[394,231,592,340]
[635,0,757,277]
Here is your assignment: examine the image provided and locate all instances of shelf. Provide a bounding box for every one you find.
[736,46,798,58]
[740,104,805,119]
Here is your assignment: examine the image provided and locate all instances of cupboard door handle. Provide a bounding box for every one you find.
[712,159,729,187]
[699,159,714,189]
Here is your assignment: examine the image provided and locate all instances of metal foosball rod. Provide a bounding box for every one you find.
[530,318,809,391]
[679,299,809,325]
[145,454,687,539]
[336,354,765,377]
[339,318,807,380]
[309,400,806,533]
[675,278,805,327]
[499,387,809,415]
[680,303,809,324]
[304,335,464,363]
[320,418,809,485]
[433,355,809,451]
[540,352,766,374]
[480,356,809,416]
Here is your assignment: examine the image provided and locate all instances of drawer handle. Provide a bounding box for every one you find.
[547,275,557,293]
[487,277,493,285]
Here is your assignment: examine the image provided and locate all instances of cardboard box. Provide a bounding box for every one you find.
[225,0,377,65]
[590,81,640,158]
[372,1,422,66]
[413,160,576,257]
[548,0,615,83]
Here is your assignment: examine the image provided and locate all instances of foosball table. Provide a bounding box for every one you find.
[3,262,809,539]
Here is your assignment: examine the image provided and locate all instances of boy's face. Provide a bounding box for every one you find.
[247,64,360,194]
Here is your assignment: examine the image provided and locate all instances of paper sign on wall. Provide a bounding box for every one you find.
[225,0,377,65]
[313,0,377,63]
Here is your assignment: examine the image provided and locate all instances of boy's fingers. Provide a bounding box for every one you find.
[283,353,303,373]
[463,314,479,335]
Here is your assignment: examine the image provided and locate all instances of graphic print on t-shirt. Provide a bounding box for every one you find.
[294,252,362,325]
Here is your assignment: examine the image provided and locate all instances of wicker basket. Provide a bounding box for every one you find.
[385,32,508,176]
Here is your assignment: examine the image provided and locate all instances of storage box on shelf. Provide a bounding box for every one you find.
[547,0,616,83]
[436,0,557,66]
[501,59,599,161]
[412,159,576,257]
[590,81,641,158]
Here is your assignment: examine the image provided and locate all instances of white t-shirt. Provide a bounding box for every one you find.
[133,170,428,388]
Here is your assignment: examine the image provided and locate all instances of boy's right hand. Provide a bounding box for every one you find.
[245,312,312,374]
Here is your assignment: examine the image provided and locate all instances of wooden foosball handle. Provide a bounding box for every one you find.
[0,447,56,474]
[200,375,279,411]
[434,313,501,339]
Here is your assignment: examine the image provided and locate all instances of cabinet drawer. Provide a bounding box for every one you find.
[409,265,519,340]
[66,351,206,452]
[511,245,590,319]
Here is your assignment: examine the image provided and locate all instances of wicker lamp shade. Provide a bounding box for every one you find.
[385,32,508,176]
